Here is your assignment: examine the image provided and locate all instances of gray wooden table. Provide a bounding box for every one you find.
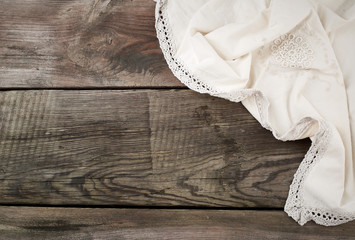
[0,0,354,239]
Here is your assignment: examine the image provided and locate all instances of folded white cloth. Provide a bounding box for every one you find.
[155,0,355,226]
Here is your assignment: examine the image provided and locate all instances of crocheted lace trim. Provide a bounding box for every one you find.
[155,0,354,226]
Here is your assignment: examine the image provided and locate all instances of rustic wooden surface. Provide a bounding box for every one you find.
[1,0,354,237]
[0,90,309,207]
[0,207,355,240]
[0,0,180,88]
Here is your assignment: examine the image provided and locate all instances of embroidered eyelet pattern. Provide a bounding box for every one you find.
[271,33,314,69]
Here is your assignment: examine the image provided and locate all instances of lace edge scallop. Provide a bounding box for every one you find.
[154,0,354,226]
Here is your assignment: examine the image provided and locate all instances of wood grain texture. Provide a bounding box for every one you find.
[0,207,354,240]
[0,0,181,88]
[0,90,310,207]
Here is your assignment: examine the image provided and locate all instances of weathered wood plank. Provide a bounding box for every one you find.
[0,207,354,240]
[0,90,310,207]
[0,0,180,88]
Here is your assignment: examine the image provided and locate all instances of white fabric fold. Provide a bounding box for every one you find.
[155,0,355,226]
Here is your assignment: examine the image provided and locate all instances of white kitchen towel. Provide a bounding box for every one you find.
[154,0,355,226]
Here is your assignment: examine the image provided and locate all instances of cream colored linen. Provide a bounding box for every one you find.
[154,0,355,226]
